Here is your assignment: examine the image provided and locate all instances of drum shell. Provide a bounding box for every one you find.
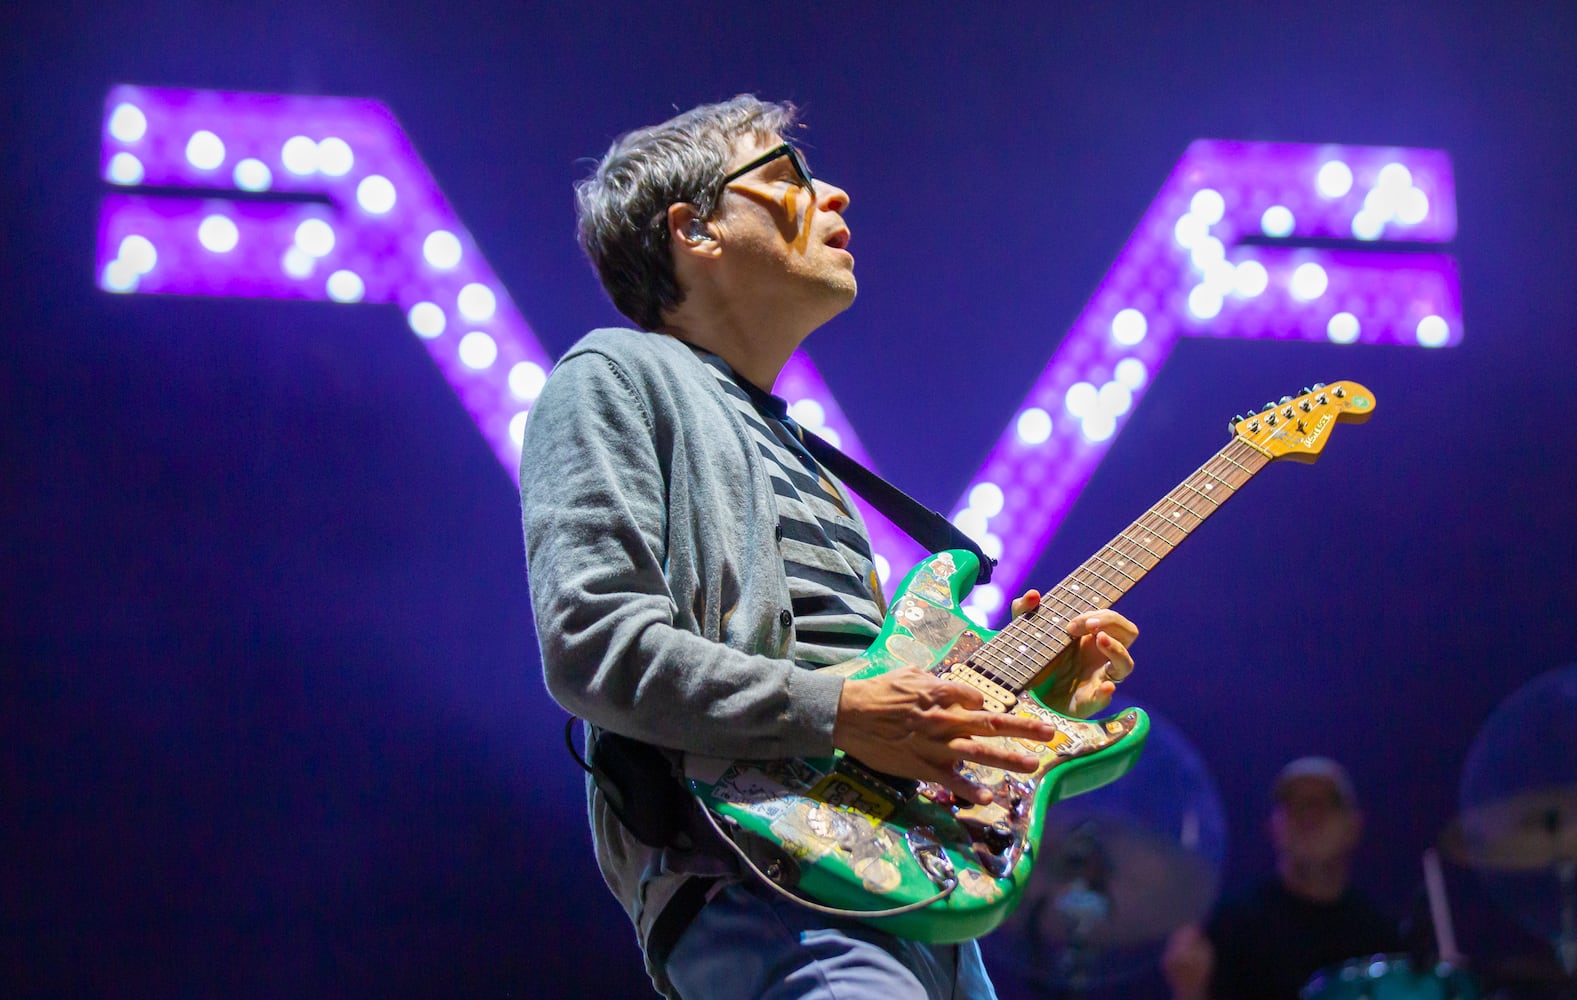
[1301,955,1479,999]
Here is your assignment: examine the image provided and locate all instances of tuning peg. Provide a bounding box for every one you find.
[1264,401,1276,411]
[1312,382,1326,390]
[1300,386,1311,395]
[1279,395,1292,404]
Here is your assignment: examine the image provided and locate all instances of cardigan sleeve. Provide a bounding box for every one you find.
[519,348,845,760]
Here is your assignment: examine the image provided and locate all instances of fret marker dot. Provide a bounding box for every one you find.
[1071,584,1082,592]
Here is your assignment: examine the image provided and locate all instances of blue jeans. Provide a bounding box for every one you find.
[663,880,999,1000]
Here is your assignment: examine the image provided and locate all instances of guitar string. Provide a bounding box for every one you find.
[979,442,1262,687]
[966,440,1269,691]
[967,448,1248,691]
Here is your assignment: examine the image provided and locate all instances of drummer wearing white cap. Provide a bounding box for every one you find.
[1162,756,1400,1000]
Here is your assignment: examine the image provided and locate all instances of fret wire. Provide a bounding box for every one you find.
[1010,624,1066,667]
[1218,452,1251,476]
[1233,444,1265,471]
[1162,497,1207,525]
[972,659,1016,686]
[1212,456,1251,486]
[1017,615,1074,657]
[1062,578,1107,611]
[1044,593,1097,628]
[1072,563,1124,598]
[1228,443,1271,477]
[975,440,1272,695]
[985,622,1055,667]
[1155,506,1200,540]
[1201,468,1242,495]
[1131,519,1184,556]
[999,609,1077,677]
[967,640,1013,679]
[1135,513,1185,548]
[1090,548,1140,585]
[1051,591,1096,622]
[1177,478,1220,507]
[1103,543,1150,580]
[1159,492,1208,524]
[1039,588,1084,620]
[985,619,1068,687]
[1198,464,1234,490]
[1101,536,1142,569]
[1116,530,1162,562]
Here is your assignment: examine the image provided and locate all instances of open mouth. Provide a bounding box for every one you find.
[826,230,850,250]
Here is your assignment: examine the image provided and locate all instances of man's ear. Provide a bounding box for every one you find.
[668,203,720,258]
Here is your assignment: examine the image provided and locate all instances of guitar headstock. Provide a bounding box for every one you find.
[1230,381,1375,463]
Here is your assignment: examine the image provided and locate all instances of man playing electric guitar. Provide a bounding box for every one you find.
[520,96,1137,999]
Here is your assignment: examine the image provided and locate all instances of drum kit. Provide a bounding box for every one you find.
[1298,783,1577,999]
[985,667,1577,1000]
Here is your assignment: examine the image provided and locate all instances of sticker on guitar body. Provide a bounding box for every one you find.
[1008,700,1138,773]
[894,595,972,649]
[904,552,959,609]
[707,757,828,823]
[769,802,898,880]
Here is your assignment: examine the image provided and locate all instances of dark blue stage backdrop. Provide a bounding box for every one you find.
[5,3,1575,997]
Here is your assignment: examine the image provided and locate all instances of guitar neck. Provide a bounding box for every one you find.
[973,437,1272,693]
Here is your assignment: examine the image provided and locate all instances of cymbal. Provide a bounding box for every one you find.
[1440,785,1577,873]
[1002,815,1217,948]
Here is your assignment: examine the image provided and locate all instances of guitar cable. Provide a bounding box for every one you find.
[693,793,959,919]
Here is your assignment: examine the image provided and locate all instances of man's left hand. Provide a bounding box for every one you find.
[1009,591,1137,718]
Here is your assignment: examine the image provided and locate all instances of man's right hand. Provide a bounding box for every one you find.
[830,667,1060,806]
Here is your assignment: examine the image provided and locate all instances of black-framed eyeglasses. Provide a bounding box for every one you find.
[718,142,816,195]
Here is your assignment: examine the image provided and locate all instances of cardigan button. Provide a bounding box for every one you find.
[779,609,793,628]
[774,524,784,543]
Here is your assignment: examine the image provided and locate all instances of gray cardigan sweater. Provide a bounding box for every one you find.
[519,328,857,982]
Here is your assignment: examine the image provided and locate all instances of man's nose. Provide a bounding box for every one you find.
[817,180,850,212]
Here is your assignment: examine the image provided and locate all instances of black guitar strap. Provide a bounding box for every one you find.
[721,361,997,584]
[791,426,996,584]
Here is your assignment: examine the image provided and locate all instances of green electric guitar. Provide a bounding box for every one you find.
[685,381,1375,942]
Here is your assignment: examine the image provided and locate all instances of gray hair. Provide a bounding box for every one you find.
[574,95,799,330]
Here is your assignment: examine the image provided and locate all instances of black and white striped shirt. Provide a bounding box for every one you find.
[696,350,885,669]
